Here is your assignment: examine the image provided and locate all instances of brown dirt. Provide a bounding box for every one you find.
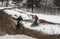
[0,10,60,39]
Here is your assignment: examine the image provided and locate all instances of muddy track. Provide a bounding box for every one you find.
[0,10,60,39]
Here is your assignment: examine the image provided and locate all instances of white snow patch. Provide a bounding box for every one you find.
[3,8,60,35]
[0,34,36,39]
[13,9,60,24]
[4,9,60,24]
[4,10,31,20]
[22,21,60,35]
[0,7,12,10]
[37,14,60,24]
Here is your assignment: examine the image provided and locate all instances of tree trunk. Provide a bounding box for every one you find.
[1,0,4,6]
[6,0,9,7]
[32,0,34,13]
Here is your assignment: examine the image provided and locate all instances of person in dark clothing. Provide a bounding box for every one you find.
[16,16,23,25]
[16,16,23,21]
[16,16,23,30]
[16,21,20,30]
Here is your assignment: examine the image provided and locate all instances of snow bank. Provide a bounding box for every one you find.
[23,22,60,35]
[4,10,31,20]
[13,9,60,24]
[0,6,17,10]
[4,9,60,35]
[0,34,36,39]
[37,14,60,24]
[4,9,60,24]
[0,7,13,10]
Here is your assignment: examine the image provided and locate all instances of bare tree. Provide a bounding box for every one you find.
[54,0,60,7]
[27,0,42,13]
[1,0,4,6]
[13,0,23,8]
[6,0,9,7]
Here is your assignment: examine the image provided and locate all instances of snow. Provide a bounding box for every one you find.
[4,10,31,20]
[13,9,60,24]
[37,14,60,24]
[23,21,60,35]
[0,1,60,38]
[0,34,36,39]
[3,8,60,35]
[0,7,13,10]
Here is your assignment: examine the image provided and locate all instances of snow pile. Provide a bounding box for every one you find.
[0,34,36,39]
[23,22,60,35]
[4,9,60,24]
[37,14,60,24]
[4,10,31,20]
[4,9,60,35]
[13,9,60,24]
[0,7,13,10]
[0,6,17,10]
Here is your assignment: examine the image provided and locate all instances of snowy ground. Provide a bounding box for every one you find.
[0,34,36,39]
[4,8,60,24]
[0,1,60,39]
[4,9,31,20]
[23,21,60,35]
[3,8,60,35]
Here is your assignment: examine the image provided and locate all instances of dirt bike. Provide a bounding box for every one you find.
[31,21,39,27]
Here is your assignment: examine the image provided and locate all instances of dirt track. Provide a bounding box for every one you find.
[0,10,60,39]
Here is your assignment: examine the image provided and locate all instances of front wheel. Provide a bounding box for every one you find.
[31,21,39,27]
